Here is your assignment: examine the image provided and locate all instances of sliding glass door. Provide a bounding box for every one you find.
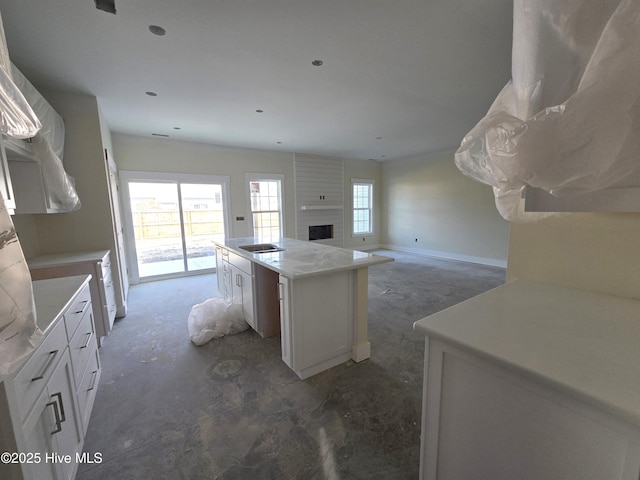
[120,172,230,282]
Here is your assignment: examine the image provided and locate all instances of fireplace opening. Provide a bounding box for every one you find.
[309,224,333,241]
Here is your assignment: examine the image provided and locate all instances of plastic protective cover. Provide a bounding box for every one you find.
[11,65,81,211]
[188,297,249,346]
[0,11,40,138]
[454,0,640,221]
[0,12,42,375]
[0,206,43,375]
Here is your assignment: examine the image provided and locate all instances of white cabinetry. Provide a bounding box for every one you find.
[0,276,101,480]
[278,271,353,379]
[414,280,640,480]
[524,168,640,213]
[0,139,16,213]
[28,250,117,345]
[215,246,280,338]
[2,136,68,215]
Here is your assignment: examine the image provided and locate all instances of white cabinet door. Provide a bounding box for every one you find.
[233,268,255,330]
[22,395,58,480]
[0,141,16,212]
[215,247,224,295]
[47,351,82,480]
[278,275,293,369]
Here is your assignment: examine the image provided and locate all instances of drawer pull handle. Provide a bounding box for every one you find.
[80,332,93,349]
[74,300,90,315]
[31,350,58,382]
[46,393,65,435]
[87,370,98,392]
[52,392,66,422]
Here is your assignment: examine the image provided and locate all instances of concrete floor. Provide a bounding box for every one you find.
[76,250,505,480]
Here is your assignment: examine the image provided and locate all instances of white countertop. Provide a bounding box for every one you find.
[414,279,640,427]
[214,237,393,278]
[27,250,110,269]
[32,275,92,333]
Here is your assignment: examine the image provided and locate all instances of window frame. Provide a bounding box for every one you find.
[351,178,374,237]
[246,173,285,240]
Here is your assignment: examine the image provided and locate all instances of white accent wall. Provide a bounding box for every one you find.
[294,154,344,247]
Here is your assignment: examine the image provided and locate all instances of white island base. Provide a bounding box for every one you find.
[414,280,640,480]
[214,237,392,380]
[278,267,371,379]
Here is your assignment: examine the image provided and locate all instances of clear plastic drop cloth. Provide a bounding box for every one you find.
[0,12,40,139]
[0,11,42,374]
[455,0,640,221]
[11,64,80,211]
[0,198,43,375]
[188,297,249,346]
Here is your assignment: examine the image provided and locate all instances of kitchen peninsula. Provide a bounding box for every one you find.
[213,237,393,379]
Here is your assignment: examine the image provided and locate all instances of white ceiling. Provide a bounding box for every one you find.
[0,0,513,161]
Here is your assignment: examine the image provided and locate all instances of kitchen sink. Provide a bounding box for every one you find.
[239,243,285,254]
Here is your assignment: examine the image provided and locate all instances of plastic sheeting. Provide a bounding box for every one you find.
[0,12,40,139]
[188,298,249,346]
[454,0,640,221]
[10,65,81,211]
[0,11,42,375]
[0,203,43,375]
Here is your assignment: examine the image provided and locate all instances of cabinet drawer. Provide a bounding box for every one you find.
[64,284,92,341]
[69,309,95,387]
[13,320,67,423]
[228,251,253,276]
[76,345,100,434]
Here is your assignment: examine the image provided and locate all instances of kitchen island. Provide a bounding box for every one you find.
[413,280,640,480]
[213,237,393,379]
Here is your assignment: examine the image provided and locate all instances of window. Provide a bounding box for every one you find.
[352,179,373,235]
[247,174,284,241]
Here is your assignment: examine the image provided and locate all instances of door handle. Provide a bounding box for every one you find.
[236,274,242,287]
[277,282,284,301]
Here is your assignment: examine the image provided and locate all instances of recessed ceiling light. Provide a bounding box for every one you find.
[173,127,181,130]
[312,60,323,66]
[256,109,264,113]
[145,91,157,96]
[149,25,166,36]
[276,141,282,144]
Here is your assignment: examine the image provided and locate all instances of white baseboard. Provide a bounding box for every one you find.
[380,244,507,268]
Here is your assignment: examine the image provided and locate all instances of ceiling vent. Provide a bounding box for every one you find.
[95,0,116,14]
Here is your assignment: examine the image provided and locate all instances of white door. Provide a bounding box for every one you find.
[105,149,129,309]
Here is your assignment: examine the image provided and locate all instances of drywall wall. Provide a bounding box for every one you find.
[381,149,510,266]
[112,134,297,239]
[343,158,382,250]
[507,213,640,300]
[22,92,113,256]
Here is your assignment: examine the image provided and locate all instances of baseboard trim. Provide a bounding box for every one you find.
[380,244,507,268]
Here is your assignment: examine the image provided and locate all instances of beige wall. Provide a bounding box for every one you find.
[15,92,113,257]
[381,149,510,266]
[507,213,640,300]
[112,134,297,239]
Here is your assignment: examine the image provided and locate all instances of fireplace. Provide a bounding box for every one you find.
[309,224,334,241]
